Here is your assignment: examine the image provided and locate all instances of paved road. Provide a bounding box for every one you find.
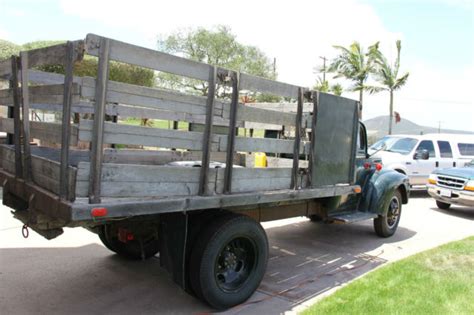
[0,191,473,314]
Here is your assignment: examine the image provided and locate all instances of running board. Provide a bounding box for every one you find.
[328,211,378,224]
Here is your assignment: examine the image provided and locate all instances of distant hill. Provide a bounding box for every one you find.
[364,116,474,140]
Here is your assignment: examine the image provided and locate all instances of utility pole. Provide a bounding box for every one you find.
[319,56,327,82]
[438,121,443,133]
[273,57,276,77]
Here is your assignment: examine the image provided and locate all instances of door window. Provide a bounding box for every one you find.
[416,140,435,158]
[437,141,453,158]
[458,143,474,156]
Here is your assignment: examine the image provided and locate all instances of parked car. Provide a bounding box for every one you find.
[427,160,474,209]
[369,134,474,188]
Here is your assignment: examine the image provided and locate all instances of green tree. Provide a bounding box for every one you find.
[157,25,277,100]
[328,41,379,117]
[0,39,21,61]
[366,40,409,135]
[313,77,344,96]
[331,83,343,96]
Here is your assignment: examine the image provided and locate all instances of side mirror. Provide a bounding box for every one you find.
[414,149,429,160]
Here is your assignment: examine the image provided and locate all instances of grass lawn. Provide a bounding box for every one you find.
[303,236,474,315]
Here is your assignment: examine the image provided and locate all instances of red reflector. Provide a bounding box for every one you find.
[364,162,371,169]
[91,207,107,217]
[375,163,383,171]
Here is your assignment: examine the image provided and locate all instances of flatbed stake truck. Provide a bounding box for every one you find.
[0,34,409,310]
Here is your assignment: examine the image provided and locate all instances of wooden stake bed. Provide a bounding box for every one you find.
[0,34,361,224]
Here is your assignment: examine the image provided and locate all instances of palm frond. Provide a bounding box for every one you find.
[365,85,387,94]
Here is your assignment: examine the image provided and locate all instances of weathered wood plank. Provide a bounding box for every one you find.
[28,69,82,85]
[0,59,12,78]
[89,37,110,204]
[71,184,359,220]
[0,84,80,107]
[0,118,79,146]
[75,162,217,197]
[24,40,84,68]
[20,52,32,181]
[199,66,217,196]
[223,72,240,193]
[102,149,240,165]
[240,73,300,99]
[11,57,22,177]
[79,119,219,151]
[85,34,211,81]
[2,146,76,196]
[59,41,75,200]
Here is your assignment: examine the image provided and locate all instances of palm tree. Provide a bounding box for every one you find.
[366,40,409,135]
[331,83,343,96]
[328,41,379,118]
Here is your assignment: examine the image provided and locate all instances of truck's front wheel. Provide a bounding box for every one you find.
[374,190,402,238]
[190,214,268,310]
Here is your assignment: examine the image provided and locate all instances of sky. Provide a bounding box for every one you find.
[0,0,473,131]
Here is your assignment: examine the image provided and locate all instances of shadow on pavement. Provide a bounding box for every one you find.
[0,220,417,315]
[429,206,474,221]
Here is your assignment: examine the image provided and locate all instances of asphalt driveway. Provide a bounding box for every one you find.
[0,191,473,314]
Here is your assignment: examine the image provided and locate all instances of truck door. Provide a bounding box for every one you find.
[437,140,455,169]
[410,140,436,185]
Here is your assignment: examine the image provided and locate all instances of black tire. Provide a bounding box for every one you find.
[98,225,160,260]
[308,214,323,222]
[436,200,451,210]
[190,214,268,310]
[374,190,402,238]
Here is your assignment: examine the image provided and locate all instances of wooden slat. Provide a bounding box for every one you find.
[24,40,84,68]
[199,66,217,196]
[81,77,224,116]
[71,184,359,221]
[0,118,79,146]
[291,88,304,189]
[28,69,82,85]
[59,41,75,200]
[88,37,110,204]
[85,34,211,81]
[20,52,32,181]
[2,146,76,197]
[79,119,308,154]
[11,56,23,178]
[0,84,80,107]
[0,59,12,78]
[307,91,319,187]
[79,120,218,151]
[223,72,240,193]
[240,73,300,99]
[75,162,217,197]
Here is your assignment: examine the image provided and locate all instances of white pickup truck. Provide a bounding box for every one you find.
[369,133,474,187]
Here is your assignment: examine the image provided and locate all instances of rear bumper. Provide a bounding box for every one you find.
[427,184,474,207]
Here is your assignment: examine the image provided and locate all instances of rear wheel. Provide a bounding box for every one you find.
[436,200,451,210]
[374,190,402,238]
[190,214,268,310]
[308,214,323,222]
[98,224,160,260]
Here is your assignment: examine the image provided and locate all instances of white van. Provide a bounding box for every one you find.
[369,134,474,187]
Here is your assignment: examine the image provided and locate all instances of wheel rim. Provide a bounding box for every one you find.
[214,237,257,292]
[386,196,400,228]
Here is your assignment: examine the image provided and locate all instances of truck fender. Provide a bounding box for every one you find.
[362,169,409,215]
